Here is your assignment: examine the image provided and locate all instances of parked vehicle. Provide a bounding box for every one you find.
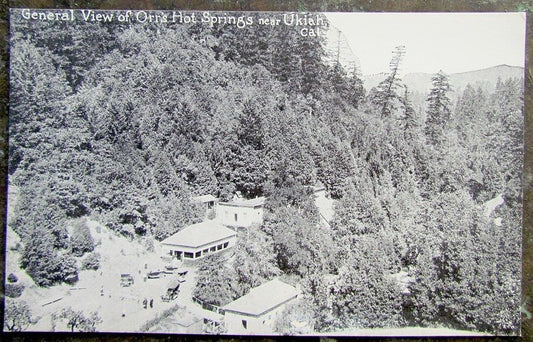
[120,274,134,287]
[161,280,181,302]
[147,271,162,279]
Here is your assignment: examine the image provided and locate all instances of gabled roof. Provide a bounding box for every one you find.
[218,196,266,208]
[222,279,299,316]
[161,221,236,248]
[193,194,217,203]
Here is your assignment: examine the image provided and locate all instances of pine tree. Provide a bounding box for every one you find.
[370,45,406,118]
[425,70,452,145]
[400,85,418,139]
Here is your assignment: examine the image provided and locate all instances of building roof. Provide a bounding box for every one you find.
[222,279,299,316]
[193,194,217,203]
[218,196,266,208]
[161,221,236,248]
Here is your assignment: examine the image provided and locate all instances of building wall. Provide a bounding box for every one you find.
[218,205,263,228]
[224,299,294,335]
[161,235,236,261]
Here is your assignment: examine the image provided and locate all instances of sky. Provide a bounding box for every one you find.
[325,12,526,76]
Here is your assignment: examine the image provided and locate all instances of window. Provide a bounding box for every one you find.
[242,320,247,329]
[217,244,223,250]
[223,242,229,248]
[184,252,193,259]
[210,246,216,252]
[203,249,209,254]
[195,251,201,258]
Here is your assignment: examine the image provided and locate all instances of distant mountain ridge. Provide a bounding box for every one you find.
[363,64,524,96]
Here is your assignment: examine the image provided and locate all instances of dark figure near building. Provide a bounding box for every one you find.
[150,298,154,308]
[143,298,148,309]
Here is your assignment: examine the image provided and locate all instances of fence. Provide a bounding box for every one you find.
[192,296,225,315]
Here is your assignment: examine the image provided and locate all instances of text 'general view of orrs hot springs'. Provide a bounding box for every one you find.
[5,9,525,336]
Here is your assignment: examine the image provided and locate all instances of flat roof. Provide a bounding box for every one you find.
[222,279,299,316]
[218,196,266,208]
[161,221,236,248]
[193,194,217,203]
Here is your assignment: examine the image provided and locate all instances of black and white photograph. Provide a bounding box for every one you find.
[5,8,525,336]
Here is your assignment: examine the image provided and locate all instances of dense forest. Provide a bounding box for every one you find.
[9,11,522,334]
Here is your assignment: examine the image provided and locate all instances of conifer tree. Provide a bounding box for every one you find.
[370,45,406,118]
[400,85,418,139]
[425,70,452,145]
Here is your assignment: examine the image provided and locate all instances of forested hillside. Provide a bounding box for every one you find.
[8,11,522,334]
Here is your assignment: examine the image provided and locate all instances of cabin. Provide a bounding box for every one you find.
[193,194,218,218]
[217,197,266,229]
[161,221,237,261]
[222,279,300,334]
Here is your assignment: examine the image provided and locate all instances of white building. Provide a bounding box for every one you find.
[218,197,265,229]
[161,221,237,261]
[222,279,300,334]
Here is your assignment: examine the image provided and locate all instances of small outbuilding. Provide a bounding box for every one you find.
[222,279,300,334]
[193,194,218,217]
[218,197,266,229]
[161,221,237,261]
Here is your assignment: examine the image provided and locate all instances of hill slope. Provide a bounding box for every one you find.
[363,64,524,95]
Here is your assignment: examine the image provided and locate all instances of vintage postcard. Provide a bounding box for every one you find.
[5,9,525,336]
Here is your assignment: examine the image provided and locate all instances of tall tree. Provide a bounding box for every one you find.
[400,85,419,139]
[370,45,406,118]
[425,70,452,145]
[193,254,238,306]
[232,229,281,297]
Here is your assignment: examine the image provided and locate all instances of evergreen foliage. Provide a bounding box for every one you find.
[232,228,281,297]
[425,70,452,145]
[81,252,100,270]
[5,283,25,298]
[193,254,238,306]
[69,219,94,257]
[7,12,523,335]
[370,45,406,118]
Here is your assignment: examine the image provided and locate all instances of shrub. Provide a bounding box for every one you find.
[7,273,18,283]
[5,283,25,298]
[81,252,100,270]
[4,300,35,331]
[60,255,79,284]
